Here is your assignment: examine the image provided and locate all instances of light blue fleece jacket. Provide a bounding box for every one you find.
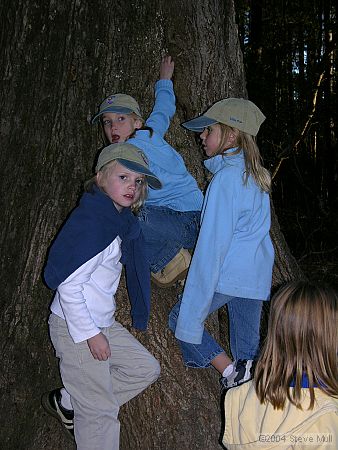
[128,80,203,212]
[175,150,274,344]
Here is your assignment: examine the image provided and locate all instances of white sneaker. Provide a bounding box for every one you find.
[220,359,254,390]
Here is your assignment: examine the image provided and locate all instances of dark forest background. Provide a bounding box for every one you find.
[235,0,337,285]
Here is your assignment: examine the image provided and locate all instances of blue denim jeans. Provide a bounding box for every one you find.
[168,293,263,368]
[138,205,200,273]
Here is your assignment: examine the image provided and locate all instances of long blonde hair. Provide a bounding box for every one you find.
[85,160,148,214]
[216,123,271,193]
[255,281,338,410]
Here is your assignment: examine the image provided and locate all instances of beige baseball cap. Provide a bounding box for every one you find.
[182,98,266,136]
[91,94,142,124]
[96,143,162,190]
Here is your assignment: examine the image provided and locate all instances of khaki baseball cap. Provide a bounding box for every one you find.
[96,143,162,190]
[182,98,266,136]
[91,94,142,124]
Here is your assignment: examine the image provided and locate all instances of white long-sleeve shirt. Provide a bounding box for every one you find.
[50,237,122,343]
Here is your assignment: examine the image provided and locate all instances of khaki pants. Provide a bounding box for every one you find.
[49,313,160,450]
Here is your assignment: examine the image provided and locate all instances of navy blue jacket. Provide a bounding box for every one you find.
[44,185,151,330]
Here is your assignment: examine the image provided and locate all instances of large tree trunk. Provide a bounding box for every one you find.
[0,1,302,449]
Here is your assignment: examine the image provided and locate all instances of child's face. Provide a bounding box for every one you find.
[102,113,142,143]
[200,124,222,156]
[97,162,145,211]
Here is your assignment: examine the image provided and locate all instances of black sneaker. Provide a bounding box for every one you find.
[220,359,254,390]
[41,388,74,439]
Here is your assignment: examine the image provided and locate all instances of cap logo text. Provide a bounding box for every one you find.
[229,116,243,124]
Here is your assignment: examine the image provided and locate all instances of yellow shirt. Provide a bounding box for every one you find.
[222,381,338,449]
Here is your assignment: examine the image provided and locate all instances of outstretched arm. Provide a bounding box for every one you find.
[160,55,174,80]
[145,55,176,136]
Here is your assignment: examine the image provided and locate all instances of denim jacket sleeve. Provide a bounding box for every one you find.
[145,79,176,137]
[174,168,237,344]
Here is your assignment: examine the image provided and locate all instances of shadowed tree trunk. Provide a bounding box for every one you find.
[0,0,303,449]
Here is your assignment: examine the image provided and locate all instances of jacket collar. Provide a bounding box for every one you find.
[204,147,243,174]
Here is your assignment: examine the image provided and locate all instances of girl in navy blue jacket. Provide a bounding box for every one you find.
[42,143,161,450]
[169,98,274,390]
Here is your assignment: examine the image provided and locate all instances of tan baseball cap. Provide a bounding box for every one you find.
[182,98,266,136]
[91,94,142,124]
[96,143,162,190]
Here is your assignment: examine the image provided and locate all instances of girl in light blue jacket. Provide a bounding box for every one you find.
[91,56,203,288]
[169,98,274,389]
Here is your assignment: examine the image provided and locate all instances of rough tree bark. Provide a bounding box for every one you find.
[0,0,303,449]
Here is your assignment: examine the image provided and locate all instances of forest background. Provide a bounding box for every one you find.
[0,0,336,449]
[236,0,337,286]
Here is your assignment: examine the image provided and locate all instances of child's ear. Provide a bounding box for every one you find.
[134,118,143,130]
[223,129,238,149]
[228,129,239,146]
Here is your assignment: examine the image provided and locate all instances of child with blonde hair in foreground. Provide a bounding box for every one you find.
[222,281,338,449]
[42,143,161,449]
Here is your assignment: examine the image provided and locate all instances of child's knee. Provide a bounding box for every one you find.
[145,356,161,383]
[153,359,161,381]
